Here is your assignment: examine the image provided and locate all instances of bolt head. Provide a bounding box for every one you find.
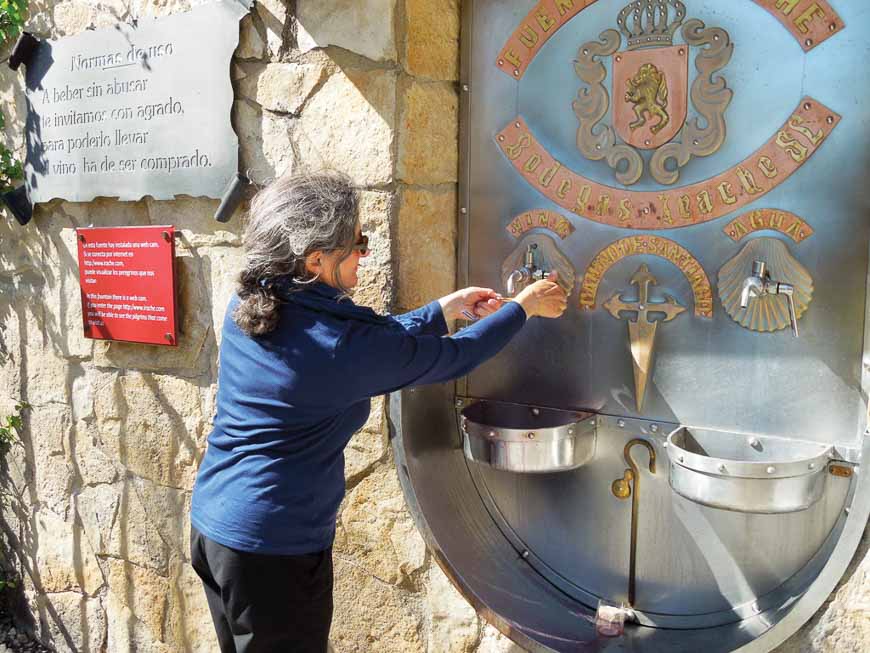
[455,399,463,408]
[767,466,776,475]
[527,432,536,440]
[717,464,726,473]
[617,419,626,428]
[531,408,540,416]
[650,424,658,433]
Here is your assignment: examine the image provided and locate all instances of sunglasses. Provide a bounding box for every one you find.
[351,234,369,256]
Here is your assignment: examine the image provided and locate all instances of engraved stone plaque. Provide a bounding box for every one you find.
[23,0,251,203]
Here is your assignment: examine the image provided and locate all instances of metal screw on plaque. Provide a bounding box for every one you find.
[567,428,575,435]
[455,399,463,408]
[460,207,468,215]
[521,550,530,559]
[618,419,626,428]
[462,84,469,92]
[649,424,658,433]
[527,432,536,440]
[164,333,174,343]
[78,234,86,243]
[718,464,726,473]
[805,39,813,47]
[162,231,171,242]
[766,466,776,475]
[827,116,834,124]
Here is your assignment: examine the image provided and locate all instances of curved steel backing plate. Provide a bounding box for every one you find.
[396,1,870,652]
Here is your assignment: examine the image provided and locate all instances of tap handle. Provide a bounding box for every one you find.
[751,260,767,278]
[785,292,799,338]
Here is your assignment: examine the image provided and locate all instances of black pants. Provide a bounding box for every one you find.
[190,527,333,653]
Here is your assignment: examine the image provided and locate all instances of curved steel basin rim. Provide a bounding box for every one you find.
[391,388,870,652]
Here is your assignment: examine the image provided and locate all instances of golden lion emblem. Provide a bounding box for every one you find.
[625,63,670,134]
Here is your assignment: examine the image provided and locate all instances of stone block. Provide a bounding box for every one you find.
[397,187,457,310]
[91,0,134,29]
[337,465,426,585]
[330,557,424,653]
[39,592,107,653]
[92,254,211,375]
[237,13,266,59]
[404,0,460,81]
[43,227,94,359]
[295,67,396,187]
[145,196,240,247]
[106,558,169,642]
[167,561,220,652]
[353,190,394,313]
[775,536,870,652]
[200,247,247,347]
[426,564,480,653]
[235,99,296,184]
[53,1,94,35]
[254,0,287,58]
[93,371,205,489]
[34,508,104,596]
[477,625,526,653]
[398,81,459,184]
[74,419,121,486]
[237,61,328,115]
[105,582,174,653]
[297,0,396,63]
[77,481,169,572]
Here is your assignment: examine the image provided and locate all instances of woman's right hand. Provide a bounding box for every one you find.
[514,273,568,319]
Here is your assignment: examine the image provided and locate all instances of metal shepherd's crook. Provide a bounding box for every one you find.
[611,438,657,606]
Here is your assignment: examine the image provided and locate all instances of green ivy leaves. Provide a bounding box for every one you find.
[0,401,28,455]
[0,0,27,193]
[0,0,27,42]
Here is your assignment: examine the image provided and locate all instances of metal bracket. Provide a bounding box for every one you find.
[8,32,39,71]
[1,186,33,226]
[214,173,249,223]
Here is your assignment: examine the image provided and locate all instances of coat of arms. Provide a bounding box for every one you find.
[574,0,733,186]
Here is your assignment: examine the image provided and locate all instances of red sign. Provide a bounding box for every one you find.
[76,226,178,346]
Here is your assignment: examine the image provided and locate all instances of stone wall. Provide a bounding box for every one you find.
[0,1,866,652]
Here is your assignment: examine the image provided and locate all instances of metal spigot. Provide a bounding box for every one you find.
[506,244,546,297]
[739,260,799,337]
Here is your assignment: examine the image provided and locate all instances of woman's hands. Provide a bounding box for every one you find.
[439,287,503,322]
[514,273,568,319]
[439,273,568,321]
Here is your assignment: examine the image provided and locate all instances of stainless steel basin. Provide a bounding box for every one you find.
[460,401,597,473]
[666,427,832,513]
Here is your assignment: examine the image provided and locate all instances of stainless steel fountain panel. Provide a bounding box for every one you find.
[460,401,596,473]
[667,427,834,513]
[389,1,870,651]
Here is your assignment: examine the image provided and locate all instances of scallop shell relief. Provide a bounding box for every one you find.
[718,238,813,333]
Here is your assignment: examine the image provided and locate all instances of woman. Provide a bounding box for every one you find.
[190,172,567,653]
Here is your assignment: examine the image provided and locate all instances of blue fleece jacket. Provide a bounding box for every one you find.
[190,281,527,554]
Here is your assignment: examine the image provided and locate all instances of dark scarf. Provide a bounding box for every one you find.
[271,277,395,327]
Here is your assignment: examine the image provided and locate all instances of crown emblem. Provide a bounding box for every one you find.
[617,0,686,50]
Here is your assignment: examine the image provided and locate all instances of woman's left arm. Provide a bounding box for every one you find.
[392,287,502,337]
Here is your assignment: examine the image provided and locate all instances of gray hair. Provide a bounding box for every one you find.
[234,171,359,336]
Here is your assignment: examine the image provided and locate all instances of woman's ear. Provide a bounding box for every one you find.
[304,251,323,277]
